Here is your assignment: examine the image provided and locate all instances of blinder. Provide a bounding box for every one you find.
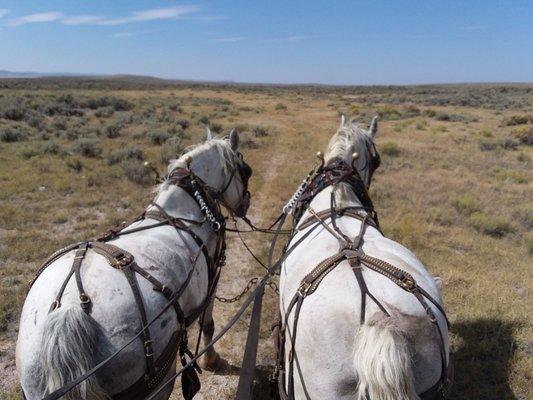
[222,151,252,218]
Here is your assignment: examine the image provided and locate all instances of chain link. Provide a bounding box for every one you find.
[215,276,279,303]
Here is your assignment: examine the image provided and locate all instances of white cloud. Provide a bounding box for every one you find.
[0,9,9,19]
[213,37,245,43]
[260,35,318,43]
[462,25,485,31]
[8,6,201,27]
[129,6,199,22]
[8,12,63,26]
[61,15,107,25]
[112,32,133,38]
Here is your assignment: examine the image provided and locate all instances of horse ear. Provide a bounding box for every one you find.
[434,276,443,292]
[205,127,213,141]
[368,116,378,138]
[339,114,345,129]
[229,129,239,151]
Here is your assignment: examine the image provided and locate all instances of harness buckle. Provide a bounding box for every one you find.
[298,281,312,297]
[114,253,132,268]
[400,277,416,291]
[144,340,154,357]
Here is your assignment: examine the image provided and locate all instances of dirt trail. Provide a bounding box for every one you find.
[170,148,285,399]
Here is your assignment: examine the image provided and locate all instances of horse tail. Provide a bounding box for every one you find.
[36,306,109,400]
[353,316,418,400]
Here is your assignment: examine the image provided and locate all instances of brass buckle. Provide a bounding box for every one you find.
[400,277,416,291]
[115,253,132,268]
[144,340,154,357]
[298,281,312,297]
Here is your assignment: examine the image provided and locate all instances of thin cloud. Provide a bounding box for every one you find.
[213,36,245,43]
[8,6,200,27]
[62,15,107,25]
[195,15,228,22]
[8,12,63,26]
[0,9,9,19]
[260,35,318,43]
[462,25,485,31]
[112,32,134,38]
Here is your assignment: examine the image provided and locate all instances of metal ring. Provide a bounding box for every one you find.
[79,293,91,304]
[211,221,221,232]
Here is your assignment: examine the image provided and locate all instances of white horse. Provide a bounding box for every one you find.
[279,117,450,400]
[16,130,250,399]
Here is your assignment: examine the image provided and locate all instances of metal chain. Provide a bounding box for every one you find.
[215,276,279,303]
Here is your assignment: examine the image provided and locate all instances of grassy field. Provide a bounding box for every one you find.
[0,79,531,399]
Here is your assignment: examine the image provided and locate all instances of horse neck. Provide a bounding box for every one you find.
[308,183,364,212]
[150,147,228,245]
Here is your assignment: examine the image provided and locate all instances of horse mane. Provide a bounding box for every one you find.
[326,118,372,162]
[326,118,374,206]
[157,138,237,193]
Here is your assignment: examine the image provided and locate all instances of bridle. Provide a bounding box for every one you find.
[217,150,253,218]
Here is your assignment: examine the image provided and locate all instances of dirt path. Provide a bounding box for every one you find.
[170,146,285,399]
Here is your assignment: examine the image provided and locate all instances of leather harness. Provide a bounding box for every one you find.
[273,158,453,400]
[28,159,252,400]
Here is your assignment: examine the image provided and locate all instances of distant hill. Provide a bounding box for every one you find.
[0,70,91,78]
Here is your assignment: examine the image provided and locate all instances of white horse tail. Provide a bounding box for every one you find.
[353,316,418,400]
[36,306,109,400]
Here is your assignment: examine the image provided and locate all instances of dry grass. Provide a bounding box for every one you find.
[0,81,532,399]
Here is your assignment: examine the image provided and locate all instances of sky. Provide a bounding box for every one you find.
[0,0,532,85]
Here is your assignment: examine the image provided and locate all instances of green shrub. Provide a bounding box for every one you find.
[199,115,210,125]
[478,129,493,138]
[107,147,144,165]
[512,204,533,229]
[176,119,190,130]
[148,131,169,145]
[275,103,287,110]
[0,128,26,142]
[510,125,533,145]
[468,212,513,237]
[209,122,223,134]
[452,194,482,215]
[479,140,498,151]
[53,117,68,131]
[105,124,121,138]
[251,125,270,137]
[517,152,531,163]
[2,105,27,121]
[381,141,400,157]
[502,114,531,126]
[66,158,84,172]
[122,160,152,185]
[160,136,183,163]
[95,107,114,118]
[72,138,102,157]
[494,169,528,184]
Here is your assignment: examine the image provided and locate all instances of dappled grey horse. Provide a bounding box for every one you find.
[278,116,451,400]
[17,130,252,399]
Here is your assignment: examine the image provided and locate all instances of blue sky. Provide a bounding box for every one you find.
[0,1,532,84]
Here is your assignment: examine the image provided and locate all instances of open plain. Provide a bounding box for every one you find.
[0,79,531,399]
